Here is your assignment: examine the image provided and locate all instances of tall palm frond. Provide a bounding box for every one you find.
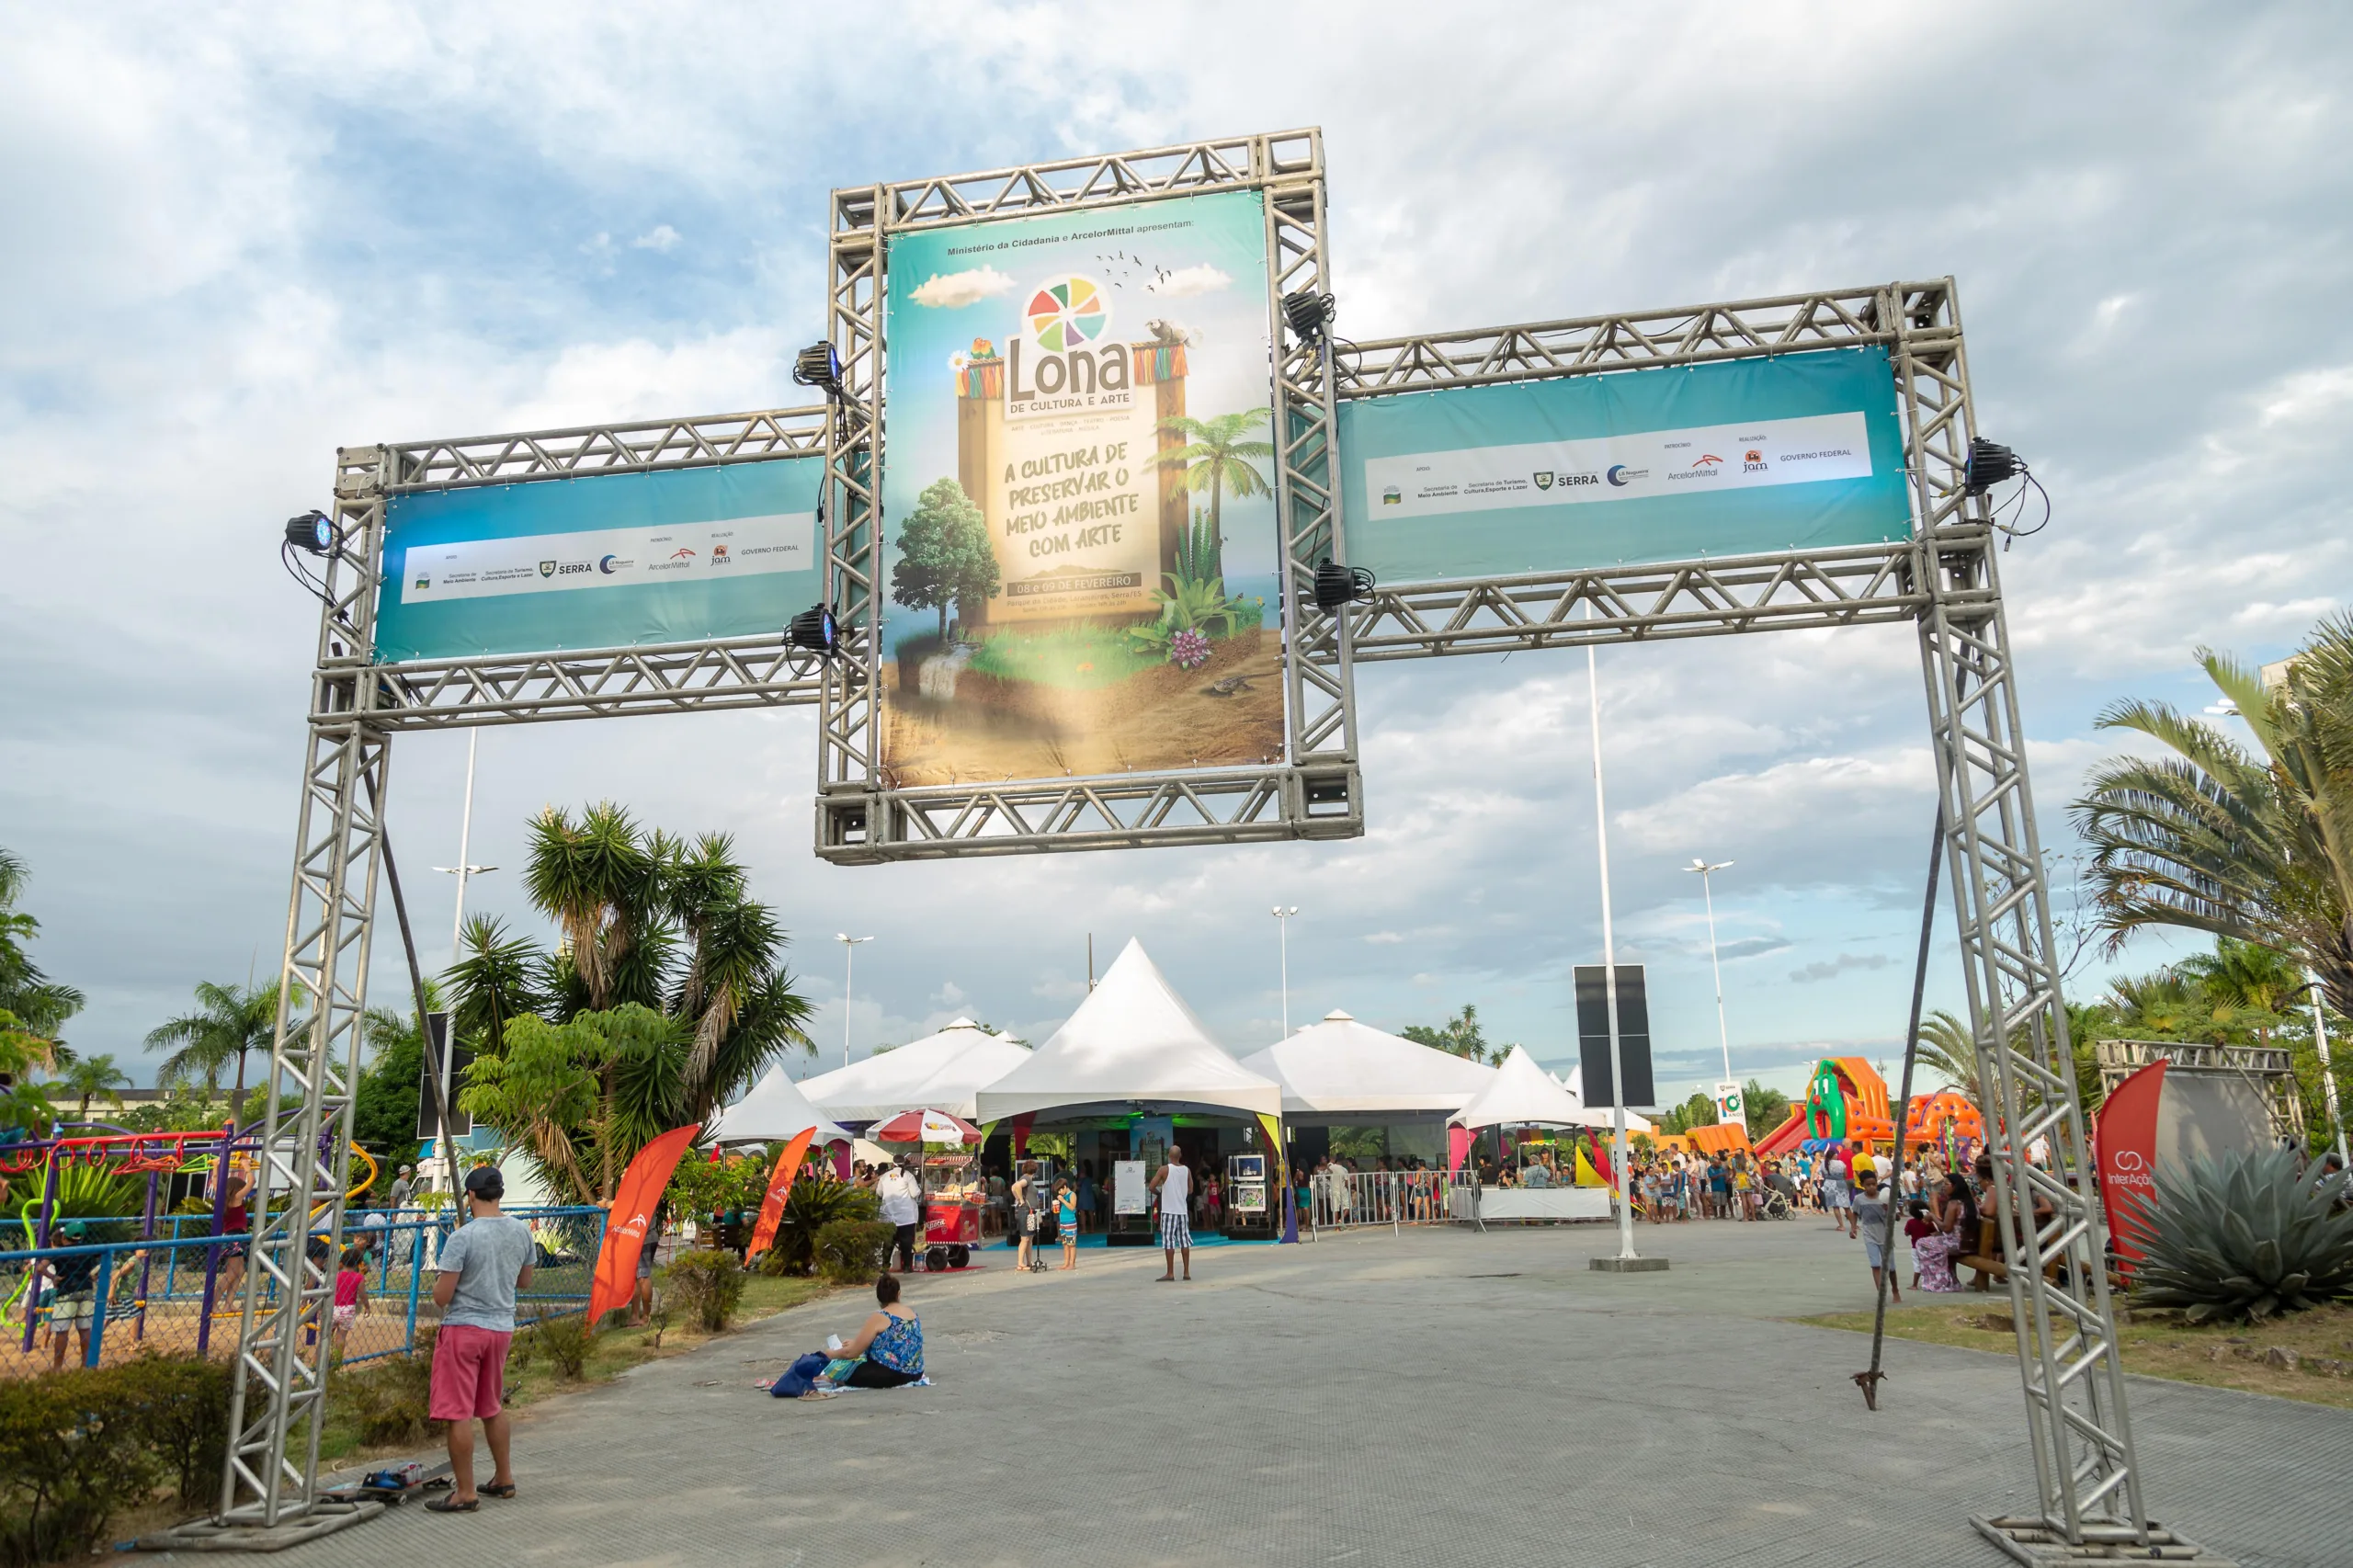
[144,980,280,1100]
[2075,617,2353,1017]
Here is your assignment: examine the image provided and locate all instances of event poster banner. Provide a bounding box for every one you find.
[372,458,823,662]
[879,189,1283,785]
[1336,347,1912,584]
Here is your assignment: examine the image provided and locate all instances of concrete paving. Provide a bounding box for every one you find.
[249,1217,2346,1567]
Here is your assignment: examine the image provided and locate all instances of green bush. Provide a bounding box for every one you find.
[813,1219,896,1286]
[0,1355,230,1567]
[332,1328,438,1448]
[657,1249,746,1333]
[763,1176,880,1277]
[527,1312,592,1380]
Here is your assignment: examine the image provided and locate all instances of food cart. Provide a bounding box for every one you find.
[919,1153,983,1271]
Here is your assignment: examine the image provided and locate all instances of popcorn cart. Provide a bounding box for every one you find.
[920,1153,983,1271]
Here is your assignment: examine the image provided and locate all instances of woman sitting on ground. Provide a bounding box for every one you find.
[827,1273,924,1388]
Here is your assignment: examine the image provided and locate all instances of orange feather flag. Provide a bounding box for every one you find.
[587,1123,701,1328]
[745,1129,816,1263]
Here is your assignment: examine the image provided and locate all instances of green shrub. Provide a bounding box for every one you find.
[332,1329,438,1448]
[527,1312,592,1380]
[813,1219,895,1285]
[0,1357,226,1566]
[764,1177,880,1277]
[2132,1145,2353,1323]
[657,1249,746,1333]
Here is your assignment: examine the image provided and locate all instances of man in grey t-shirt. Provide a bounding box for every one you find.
[426,1165,534,1511]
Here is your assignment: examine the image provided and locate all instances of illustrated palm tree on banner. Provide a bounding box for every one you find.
[145,980,286,1119]
[1146,408,1274,585]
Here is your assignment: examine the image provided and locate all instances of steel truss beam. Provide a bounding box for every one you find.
[378,406,827,492]
[813,128,1359,863]
[1892,290,2172,1562]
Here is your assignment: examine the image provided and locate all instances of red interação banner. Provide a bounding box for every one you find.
[745,1128,816,1263]
[587,1122,702,1327]
[2093,1061,2165,1273]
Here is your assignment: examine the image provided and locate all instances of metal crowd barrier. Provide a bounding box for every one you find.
[1304,1170,1465,1233]
[0,1205,604,1376]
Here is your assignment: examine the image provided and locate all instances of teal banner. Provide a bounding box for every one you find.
[1336,347,1911,584]
[372,458,823,663]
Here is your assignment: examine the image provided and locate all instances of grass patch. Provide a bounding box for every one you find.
[964,624,1162,689]
[315,1274,835,1470]
[1799,1298,2353,1410]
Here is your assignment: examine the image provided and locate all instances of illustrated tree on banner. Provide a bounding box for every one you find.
[892,477,999,642]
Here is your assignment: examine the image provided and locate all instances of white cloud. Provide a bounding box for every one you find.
[911,267,1015,309]
[632,224,681,253]
[1151,263,1230,297]
[1790,952,1892,984]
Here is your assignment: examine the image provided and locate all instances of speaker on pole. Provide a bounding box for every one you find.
[1574,965,1654,1109]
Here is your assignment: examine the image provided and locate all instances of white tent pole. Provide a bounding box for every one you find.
[1588,637,1637,1263]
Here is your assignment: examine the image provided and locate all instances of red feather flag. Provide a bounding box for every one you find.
[745,1128,817,1263]
[587,1123,701,1328]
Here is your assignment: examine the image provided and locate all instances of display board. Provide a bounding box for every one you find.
[1574,964,1655,1109]
[373,457,823,661]
[877,188,1284,785]
[1336,347,1910,584]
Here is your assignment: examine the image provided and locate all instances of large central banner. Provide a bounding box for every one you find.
[879,189,1284,786]
[1336,347,1912,583]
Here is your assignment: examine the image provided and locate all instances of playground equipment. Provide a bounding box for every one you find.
[1754,1059,1896,1155]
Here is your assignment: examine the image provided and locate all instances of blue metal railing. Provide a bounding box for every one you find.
[1,1205,605,1374]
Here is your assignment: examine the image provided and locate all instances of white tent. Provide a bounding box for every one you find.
[1451,1045,1611,1131]
[973,938,1281,1121]
[797,1018,1032,1124]
[1239,1009,1497,1117]
[708,1067,854,1146]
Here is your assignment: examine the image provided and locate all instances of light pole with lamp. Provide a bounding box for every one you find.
[1585,631,1656,1269]
[1271,907,1299,1037]
[429,731,495,1194]
[835,934,873,1071]
[1684,858,1739,1127]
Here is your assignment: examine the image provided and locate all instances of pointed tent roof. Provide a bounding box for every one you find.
[1450,1044,1611,1131]
[1557,1062,1653,1133]
[709,1066,854,1146]
[1239,1009,1498,1116]
[973,939,1280,1121]
[797,1018,1032,1123]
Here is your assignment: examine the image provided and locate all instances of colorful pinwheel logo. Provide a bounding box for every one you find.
[1027,277,1108,352]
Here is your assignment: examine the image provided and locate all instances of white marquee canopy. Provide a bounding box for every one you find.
[972,938,1281,1121]
[1239,1009,1497,1117]
[1450,1044,1612,1131]
[797,1017,1032,1124]
[708,1066,854,1146]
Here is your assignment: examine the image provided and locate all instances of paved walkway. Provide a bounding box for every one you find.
[259,1218,2344,1567]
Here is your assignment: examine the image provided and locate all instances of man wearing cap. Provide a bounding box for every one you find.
[426,1165,534,1512]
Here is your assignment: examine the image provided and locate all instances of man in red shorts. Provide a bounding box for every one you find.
[426,1165,535,1513]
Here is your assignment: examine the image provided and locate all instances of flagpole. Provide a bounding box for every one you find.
[1587,632,1637,1265]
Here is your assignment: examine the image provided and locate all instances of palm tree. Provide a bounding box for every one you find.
[2074,616,2353,1017]
[144,981,281,1112]
[1146,408,1274,585]
[53,1053,130,1120]
[1913,1009,1980,1095]
[0,846,85,1053]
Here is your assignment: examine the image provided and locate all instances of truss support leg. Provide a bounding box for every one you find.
[160,714,386,1547]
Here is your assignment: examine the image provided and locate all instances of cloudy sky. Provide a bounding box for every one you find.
[4,2,2346,1106]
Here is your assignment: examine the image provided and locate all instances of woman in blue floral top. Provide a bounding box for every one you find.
[831,1273,923,1388]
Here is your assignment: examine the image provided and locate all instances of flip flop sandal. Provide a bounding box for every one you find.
[481,1483,517,1499]
[425,1496,478,1514]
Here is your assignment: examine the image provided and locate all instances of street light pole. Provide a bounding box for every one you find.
[835,934,873,1071]
[1685,858,1736,1120]
[1271,907,1299,1037]
[432,731,498,955]
[1586,639,1638,1264]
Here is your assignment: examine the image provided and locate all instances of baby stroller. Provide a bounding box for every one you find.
[1760,1188,1794,1221]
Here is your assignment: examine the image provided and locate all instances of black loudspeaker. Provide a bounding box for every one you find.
[415,1011,473,1140]
[1574,965,1654,1109]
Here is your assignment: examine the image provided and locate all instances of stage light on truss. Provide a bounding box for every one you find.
[1312,559,1375,613]
[1280,289,1336,343]
[789,603,842,658]
[283,509,337,554]
[1964,437,2022,495]
[792,342,845,398]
